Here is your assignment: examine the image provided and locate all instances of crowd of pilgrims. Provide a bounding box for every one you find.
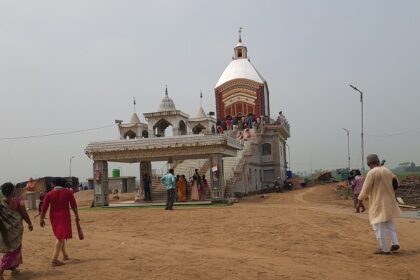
[142,169,209,202]
[215,114,262,134]
[215,111,289,134]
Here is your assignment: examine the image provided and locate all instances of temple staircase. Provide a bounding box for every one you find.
[147,159,210,201]
[223,139,253,198]
[149,177,166,201]
[148,131,255,201]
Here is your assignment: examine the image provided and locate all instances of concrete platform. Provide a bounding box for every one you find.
[108,200,212,208]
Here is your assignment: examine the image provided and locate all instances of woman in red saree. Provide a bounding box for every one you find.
[40,178,79,267]
[176,175,187,202]
[0,183,33,280]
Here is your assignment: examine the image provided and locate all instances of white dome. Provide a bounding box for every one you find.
[159,94,176,112]
[215,58,265,88]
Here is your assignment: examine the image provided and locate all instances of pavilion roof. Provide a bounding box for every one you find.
[85,134,242,163]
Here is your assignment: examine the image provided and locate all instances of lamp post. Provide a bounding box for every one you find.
[349,85,365,171]
[69,156,75,177]
[342,128,350,171]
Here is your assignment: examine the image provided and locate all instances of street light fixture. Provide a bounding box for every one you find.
[69,156,76,177]
[342,128,350,171]
[349,84,365,171]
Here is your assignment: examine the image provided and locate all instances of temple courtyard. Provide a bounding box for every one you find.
[11,184,420,280]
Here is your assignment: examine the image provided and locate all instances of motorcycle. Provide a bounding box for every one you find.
[273,178,284,192]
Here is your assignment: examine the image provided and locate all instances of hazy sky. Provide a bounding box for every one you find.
[1,0,419,183]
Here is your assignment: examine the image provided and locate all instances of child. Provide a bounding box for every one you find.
[351,170,366,213]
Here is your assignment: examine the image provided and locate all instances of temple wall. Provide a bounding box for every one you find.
[215,80,266,120]
[230,129,288,195]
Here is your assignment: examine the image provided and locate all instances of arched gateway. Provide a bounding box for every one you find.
[85,134,242,206]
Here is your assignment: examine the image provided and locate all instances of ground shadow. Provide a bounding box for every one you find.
[13,269,61,280]
[391,249,420,257]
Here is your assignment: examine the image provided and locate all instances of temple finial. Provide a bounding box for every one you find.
[133,97,136,112]
[200,90,203,107]
[165,84,168,96]
[239,27,243,43]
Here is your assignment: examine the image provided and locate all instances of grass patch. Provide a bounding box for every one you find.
[395,172,420,179]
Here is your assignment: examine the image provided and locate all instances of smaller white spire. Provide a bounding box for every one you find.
[130,113,141,124]
[159,85,176,111]
[195,107,207,119]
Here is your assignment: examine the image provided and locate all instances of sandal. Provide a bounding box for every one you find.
[63,254,70,261]
[51,259,65,267]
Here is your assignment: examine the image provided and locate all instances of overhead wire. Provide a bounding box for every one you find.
[366,127,420,138]
[0,124,116,141]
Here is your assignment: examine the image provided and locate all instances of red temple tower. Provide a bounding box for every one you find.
[215,32,270,120]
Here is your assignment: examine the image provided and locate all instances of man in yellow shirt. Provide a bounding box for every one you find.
[25,177,36,192]
[358,154,401,255]
[25,177,38,210]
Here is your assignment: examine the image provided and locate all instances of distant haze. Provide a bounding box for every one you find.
[1,0,419,183]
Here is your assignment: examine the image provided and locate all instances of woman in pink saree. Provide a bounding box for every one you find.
[190,176,200,201]
[0,183,33,279]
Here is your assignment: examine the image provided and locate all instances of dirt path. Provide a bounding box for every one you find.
[8,184,420,280]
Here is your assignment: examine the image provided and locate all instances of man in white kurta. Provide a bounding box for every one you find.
[358,154,401,254]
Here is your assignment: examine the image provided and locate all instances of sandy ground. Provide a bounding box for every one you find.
[5,184,420,280]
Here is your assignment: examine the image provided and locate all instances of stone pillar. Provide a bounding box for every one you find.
[272,138,281,180]
[148,122,155,138]
[93,160,109,207]
[172,126,179,136]
[139,161,152,191]
[209,154,224,200]
[282,141,287,182]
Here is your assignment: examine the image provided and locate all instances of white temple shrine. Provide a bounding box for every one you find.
[85,32,290,206]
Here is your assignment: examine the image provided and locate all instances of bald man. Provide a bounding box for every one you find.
[358,154,401,255]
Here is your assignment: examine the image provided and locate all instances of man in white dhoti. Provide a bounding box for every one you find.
[358,154,401,255]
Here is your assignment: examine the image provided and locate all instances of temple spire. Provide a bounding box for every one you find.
[234,28,247,59]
